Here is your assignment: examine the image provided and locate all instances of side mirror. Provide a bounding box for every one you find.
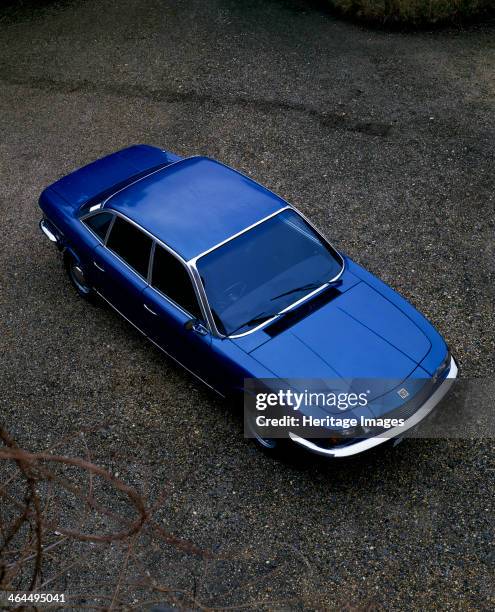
[184,319,208,336]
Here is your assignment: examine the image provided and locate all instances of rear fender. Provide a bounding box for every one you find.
[40,144,183,213]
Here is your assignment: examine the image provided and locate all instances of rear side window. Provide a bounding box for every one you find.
[83,211,113,241]
[106,216,152,278]
[152,245,202,320]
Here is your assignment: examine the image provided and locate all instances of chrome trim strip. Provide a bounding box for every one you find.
[187,260,219,333]
[147,240,156,283]
[104,212,116,244]
[95,290,224,397]
[187,206,291,265]
[143,302,158,316]
[79,209,116,245]
[288,357,458,458]
[40,219,58,243]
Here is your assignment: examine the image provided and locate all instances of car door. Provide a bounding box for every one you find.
[91,214,152,324]
[141,243,214,385]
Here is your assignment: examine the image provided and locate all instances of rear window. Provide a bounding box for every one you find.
[106,216,152,278]
[83,211,113,242]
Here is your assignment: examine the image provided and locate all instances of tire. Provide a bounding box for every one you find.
[64,252,96,301]
[244,405,290,457]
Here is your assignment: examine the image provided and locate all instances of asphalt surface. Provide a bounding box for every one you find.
[0,0,494,609]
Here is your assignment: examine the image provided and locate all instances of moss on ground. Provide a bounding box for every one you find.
[327,0,494,25]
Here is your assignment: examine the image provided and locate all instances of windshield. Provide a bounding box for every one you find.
[196,209,343,336]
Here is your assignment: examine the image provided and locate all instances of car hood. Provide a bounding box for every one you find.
[242,281,431,389]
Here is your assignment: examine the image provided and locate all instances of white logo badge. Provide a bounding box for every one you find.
[398,388,409,400]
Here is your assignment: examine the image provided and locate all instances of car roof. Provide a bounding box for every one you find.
[103,156,287,260]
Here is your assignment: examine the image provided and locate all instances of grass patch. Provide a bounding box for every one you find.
[326,0,494,26]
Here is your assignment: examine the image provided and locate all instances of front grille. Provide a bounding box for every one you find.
[363,373,446,436]
[298,356,451,448]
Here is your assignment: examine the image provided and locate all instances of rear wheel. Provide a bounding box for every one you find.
[64,252,95,301]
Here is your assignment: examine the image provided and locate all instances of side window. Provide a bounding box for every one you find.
[106,216,152,278]
[83,211,113,241]
[151,245,203,320]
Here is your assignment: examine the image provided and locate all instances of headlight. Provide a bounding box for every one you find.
[434,350,451,380]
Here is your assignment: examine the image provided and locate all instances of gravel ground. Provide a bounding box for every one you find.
[0,0,494,609]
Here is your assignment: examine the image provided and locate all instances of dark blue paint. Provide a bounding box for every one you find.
[105,156,286,260]
[39,145,451,452]
[48,145,180,209]
[142,285,213,383]
[92,244,148,323]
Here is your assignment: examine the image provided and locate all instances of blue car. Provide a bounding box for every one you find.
[39,145,457,458]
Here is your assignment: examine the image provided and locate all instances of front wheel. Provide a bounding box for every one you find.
[64,252,95,301]
[244,407,289,455]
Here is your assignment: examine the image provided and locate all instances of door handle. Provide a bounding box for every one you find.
[143,303,158,316]
[93,261,105,272]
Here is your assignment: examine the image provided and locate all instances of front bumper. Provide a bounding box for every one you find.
[39,218,59,244]
[288,356,458,458]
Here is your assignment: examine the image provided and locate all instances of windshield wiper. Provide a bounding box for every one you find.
[270,278,342,301]
[229,279,343,336]
[229,310,283,336]
[270,281,324,301]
